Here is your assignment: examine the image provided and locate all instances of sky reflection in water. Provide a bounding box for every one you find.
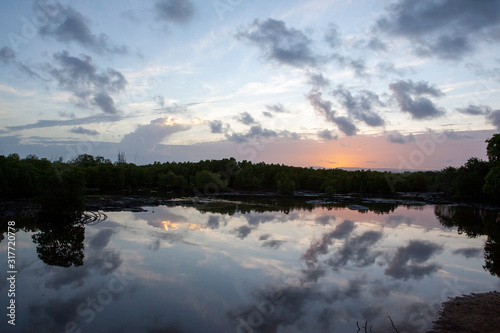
[1,202,499,333]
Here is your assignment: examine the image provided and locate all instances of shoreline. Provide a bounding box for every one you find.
[1,190,499,219]
[428,291,500,333]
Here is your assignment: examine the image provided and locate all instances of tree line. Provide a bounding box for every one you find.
[0,134,499,204]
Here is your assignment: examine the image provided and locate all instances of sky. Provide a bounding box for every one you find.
[0,0,499,169]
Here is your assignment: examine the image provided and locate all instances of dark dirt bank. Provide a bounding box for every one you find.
[428,291,500,333]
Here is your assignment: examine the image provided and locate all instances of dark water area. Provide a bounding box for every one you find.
[1,199,499,332]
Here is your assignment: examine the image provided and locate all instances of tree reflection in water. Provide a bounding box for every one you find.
[435,205,500,277]
[31,214,85,267]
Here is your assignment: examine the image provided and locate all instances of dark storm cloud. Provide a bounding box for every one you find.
[237,111,257,125]
[317,129,338,141]
[487,110,500,130]
[456,105,492,115]
[236,18,321,68]
[47,50,127,114]
[306,89,358,136]
[387,131,415,144]
[7,114,122,131]
[69,126,100,136]
[376,0,500,60]
[234,225,253,239]
[155,0,195,24]
[389,80,445,119]
[265,103,288,114]
[331,86,385,127]
[326,231,383,270]
[385,240,443,280]
[307,72,330,89]
[36,4,127,55]
[301,220,356,267]
[226,125,278,143]
[453,247,483,259]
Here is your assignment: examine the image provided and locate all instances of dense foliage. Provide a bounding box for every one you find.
[0,134,499,203]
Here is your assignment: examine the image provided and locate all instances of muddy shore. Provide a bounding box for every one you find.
[428,291,500,333]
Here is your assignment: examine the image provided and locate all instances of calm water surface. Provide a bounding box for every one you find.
[1,200,499,332]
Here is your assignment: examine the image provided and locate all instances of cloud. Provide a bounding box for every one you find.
[233,225,253,239]
[265,103,288,114]
[326,230,383,270]
[262,239,285,249]
[7,114,122,131]
[307,72,330,89]
[301,220,356,267]
[376,0,500,60]
[331,86,385,127]
[208,120,223,133]
[324,23,342,48]
[376,62,408,77]
[387,131,415,144]
[153,95,166,107]
[453,247,483,259]
[155,0,195,24]
[225,125,278,143]
[120,117,191,153]
[206,215,220,229]
[93,92,118,114]
[37,4,127,55]
[0,46,16,64]
[237,111,257,125]
[332,54,369,78]
[88,229,116,251]
[487,110,500,130]
[389,80,445,119]
[262,111,273,118]
[317,129,338,141]
[0,47,45,79]
[366,37,387,51]
[154,104,188,114]
[385,215,414,228]
[457,105,492,115]
[69,126,100,136]
[314,215,336,226]
[385,240,443,280]
[46,51,127,114]
[306,89,357,136]
[236,18,320,68]
[258,234,271,241]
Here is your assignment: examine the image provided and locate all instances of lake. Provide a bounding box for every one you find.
[1,199,499,333]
